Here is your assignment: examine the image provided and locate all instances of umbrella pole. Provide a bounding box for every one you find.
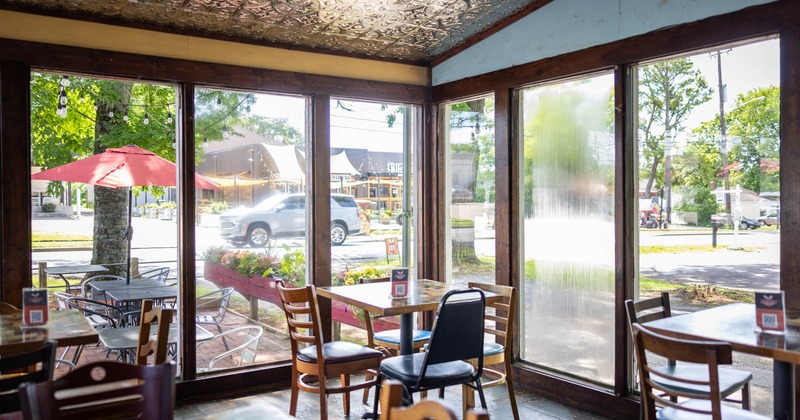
[126,187,133,284]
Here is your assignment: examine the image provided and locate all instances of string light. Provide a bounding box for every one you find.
[60,75,70,87]
[143,107,150,125]
[166,111,173,124]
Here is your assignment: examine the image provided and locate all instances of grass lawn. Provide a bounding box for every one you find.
[32,231,93,248]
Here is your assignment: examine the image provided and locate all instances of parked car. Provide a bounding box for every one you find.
[738,217,760,230]
[219,193,361,247]
[756,211,779,226]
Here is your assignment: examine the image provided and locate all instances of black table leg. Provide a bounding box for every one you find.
[400,313,413,355]
[774,360,795,420]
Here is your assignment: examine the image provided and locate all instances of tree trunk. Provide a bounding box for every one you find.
[644,155,661,197]
[452,226,481,265]
[90,84,131,277]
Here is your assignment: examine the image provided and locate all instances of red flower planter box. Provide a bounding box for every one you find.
[203,261,398,332]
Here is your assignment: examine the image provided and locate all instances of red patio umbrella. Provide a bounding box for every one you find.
[32,145,221,283]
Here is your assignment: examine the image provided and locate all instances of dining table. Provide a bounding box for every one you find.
[0,309,99,356]
[644,302,800,420]
[316,279,497,355]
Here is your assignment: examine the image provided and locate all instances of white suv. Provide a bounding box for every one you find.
[219,193,361,246]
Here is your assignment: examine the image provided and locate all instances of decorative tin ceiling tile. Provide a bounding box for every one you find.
[0,0,542,63]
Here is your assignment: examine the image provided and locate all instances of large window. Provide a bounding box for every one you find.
[443,96,496,286]
[327,99,417,343]
[519,73,616,386]
[633,39,779,414]
[194,89,308,373]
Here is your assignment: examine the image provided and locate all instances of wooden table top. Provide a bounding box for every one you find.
[645,302,800,364]
[0,309,99,354]
[104,285,177,304]
[317,279,497,317]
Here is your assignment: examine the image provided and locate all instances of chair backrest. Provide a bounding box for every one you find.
[52,292,73,310]
[632,323,732,420]
[136,299,173,365]
[379,380,489,420]
[468,282,516,352]
[0,301,20,314]
[196,287,234,320]
[0,340,57,392]
[18,360,175,420]
[80,274,127,298]
[419,289,486,387]
[625,292,671,326]
[139,267,171,283]
[276,283,323,362]
[203,326,264,371]
[67,296,135,329]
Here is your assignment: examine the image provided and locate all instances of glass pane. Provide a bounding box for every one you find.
[194,89,308,373]
[519,73,616,386]
[30,73,180,373]
[328,99,415,344]
[444,96,496,287]
[634,39,779,415]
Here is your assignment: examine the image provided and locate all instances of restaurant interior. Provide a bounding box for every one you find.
[1,0,799,419]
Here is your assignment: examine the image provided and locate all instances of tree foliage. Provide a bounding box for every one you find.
[638,59,713,196]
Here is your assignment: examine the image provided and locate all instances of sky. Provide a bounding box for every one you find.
[249,38,780,153]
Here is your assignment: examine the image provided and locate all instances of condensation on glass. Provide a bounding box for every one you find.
[519,73,616,386]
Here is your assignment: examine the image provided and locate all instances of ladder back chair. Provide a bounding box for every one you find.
[277,282,383,418]
[625,293,752,411]
[464,282,518,420]
[136,299,173,365]
[632,324,767,420]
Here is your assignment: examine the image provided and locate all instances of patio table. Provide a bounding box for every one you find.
[645,302,800,420]
[43,264,109,293]
[104,285,178,308]
[0,309,98,356]
[317,279,498,355]
[99,324,213,363]
[89,277,168,301]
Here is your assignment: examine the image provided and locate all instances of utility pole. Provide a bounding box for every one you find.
[713,50,732,215]
[664,86,672,227]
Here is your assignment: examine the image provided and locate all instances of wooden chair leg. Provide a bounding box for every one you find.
[438,387,445,399]
[319,376,328,420]
[289,367,299,416]
[363,371,374,405]
[505,358,520,420]
[462,383,475,418]
[341,374,351,416]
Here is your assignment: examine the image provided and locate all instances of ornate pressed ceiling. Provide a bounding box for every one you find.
[0,0,545,64]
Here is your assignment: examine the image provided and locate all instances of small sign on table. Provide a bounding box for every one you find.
[391,268,409,299]
[22,287,49,327]
[755,291,785,333]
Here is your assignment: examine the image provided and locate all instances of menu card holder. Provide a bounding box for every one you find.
[755,291,785,334]
[390,268,409,299]
[22,287,48,327]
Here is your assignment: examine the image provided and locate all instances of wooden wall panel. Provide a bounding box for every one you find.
[0,62,32,306]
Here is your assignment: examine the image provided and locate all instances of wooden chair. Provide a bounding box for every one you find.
[276,282,383,418]
[136,299,173,365]
[625,293,752,411]
[18,360,175,420]
[372,289,488,418]
[360,277,431,404]
[462,282,518,420]
[379,380,489,420]
[632,324,767,420]
[0,340,57,392]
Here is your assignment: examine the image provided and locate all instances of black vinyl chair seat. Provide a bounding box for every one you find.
[656,399,767,420]
[297,341,383,364]
[651,365,752,398]
[380,353,475,389]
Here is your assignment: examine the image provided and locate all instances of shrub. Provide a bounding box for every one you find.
[332,266,389,287]
[41,203,57,213]
[210,201,228,214]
